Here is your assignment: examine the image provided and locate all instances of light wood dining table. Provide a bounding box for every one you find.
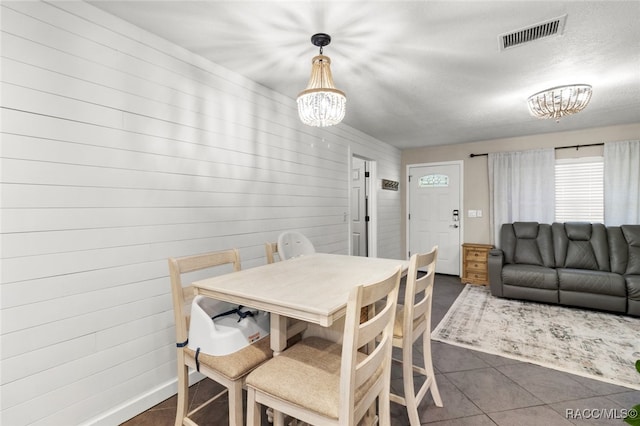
[191,253,408,355]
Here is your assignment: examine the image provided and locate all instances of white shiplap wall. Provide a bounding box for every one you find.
[0,1,402,425]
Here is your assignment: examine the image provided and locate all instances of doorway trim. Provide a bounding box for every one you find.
[406,160,464,271]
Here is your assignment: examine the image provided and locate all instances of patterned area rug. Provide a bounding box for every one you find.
[432,285,640,390]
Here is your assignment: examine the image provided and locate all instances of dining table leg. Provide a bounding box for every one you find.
[270,313,288,356]
[268,313,288,425]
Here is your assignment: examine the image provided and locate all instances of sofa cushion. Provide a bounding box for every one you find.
[553,222,610,271]
[559,291,627,313]
[557,269,626,297]
[625,275,640,302]
[502,264,557,290]
[622,225,640,246]
[566,241,599,269]
[608,226,628,275]
[503,284,558,304]
[500,222,554,267]
[628,300,640,316]
[513,222,540,239]
[514,239,545,265]
[565,222,592,241]
[621,225,640,274]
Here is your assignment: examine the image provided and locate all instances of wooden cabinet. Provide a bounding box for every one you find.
[461,243,493,285]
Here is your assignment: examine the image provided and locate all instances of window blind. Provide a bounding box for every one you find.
[555,157,604,223]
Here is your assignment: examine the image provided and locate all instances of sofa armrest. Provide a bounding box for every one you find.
[488,249,504,297]
[489,248,503,257]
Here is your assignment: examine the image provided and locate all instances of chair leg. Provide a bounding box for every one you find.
[422,332,443,407]
[228,380,243,426]
[246,388,261,426]
[402,341,421,426]
[378,383,391,426]
[175,359,189,426]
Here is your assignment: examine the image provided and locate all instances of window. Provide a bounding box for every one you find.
[555,157,603,223]
[418,174,449,187]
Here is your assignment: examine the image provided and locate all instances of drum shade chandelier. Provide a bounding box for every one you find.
[527,84,592,121]
[297,33,346,127]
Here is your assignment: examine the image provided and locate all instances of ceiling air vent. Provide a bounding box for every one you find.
[499,15,567,51]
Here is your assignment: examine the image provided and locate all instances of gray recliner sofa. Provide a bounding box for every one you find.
[488,222,640,316]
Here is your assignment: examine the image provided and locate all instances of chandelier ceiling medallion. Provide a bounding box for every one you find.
[297,33,346,127]
[527,84,592,121]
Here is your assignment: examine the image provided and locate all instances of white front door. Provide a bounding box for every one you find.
[408,162,461,275]
[351,157,368,256]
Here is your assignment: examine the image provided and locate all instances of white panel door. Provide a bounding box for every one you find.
[351,157,368,256]
[408,163,461,275]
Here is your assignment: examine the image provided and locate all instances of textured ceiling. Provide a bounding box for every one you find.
[89,1,640,149]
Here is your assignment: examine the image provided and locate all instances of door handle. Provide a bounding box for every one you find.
[450,224,459,228]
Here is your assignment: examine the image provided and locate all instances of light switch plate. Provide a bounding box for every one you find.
[468,210,477,218]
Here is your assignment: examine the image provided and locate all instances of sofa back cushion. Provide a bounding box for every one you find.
[610,225,640,275]
[623,225,640,274]
[500,222,554,267]
[552,222,610,271]
[608,226,627,274]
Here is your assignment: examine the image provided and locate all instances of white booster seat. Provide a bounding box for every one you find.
[188,296,270,356]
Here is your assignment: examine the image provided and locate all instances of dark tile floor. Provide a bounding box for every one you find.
[122,275,640,425]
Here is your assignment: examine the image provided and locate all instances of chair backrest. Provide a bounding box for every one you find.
[403,247,438,338]
[265,242,279,264]
[277,231,316,260]
[339,265,402,422]
[167,249,242,347]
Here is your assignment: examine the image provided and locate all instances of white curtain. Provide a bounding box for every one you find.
[604,140,640,225]
[488,148,555,245]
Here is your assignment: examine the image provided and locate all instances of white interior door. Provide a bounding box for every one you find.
[408,162,461,275]
[351,157,368,256]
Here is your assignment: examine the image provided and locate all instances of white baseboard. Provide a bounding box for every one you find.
[81,371,205,426]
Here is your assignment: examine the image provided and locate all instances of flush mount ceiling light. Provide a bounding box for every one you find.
[527,84,592,121]
[297,33,346,127]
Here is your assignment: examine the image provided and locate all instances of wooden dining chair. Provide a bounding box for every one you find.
[390,246,443,425]
[277,231,316,260]
[167,249,272,426]
[245,265,402,426]
[264,242,279,264]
